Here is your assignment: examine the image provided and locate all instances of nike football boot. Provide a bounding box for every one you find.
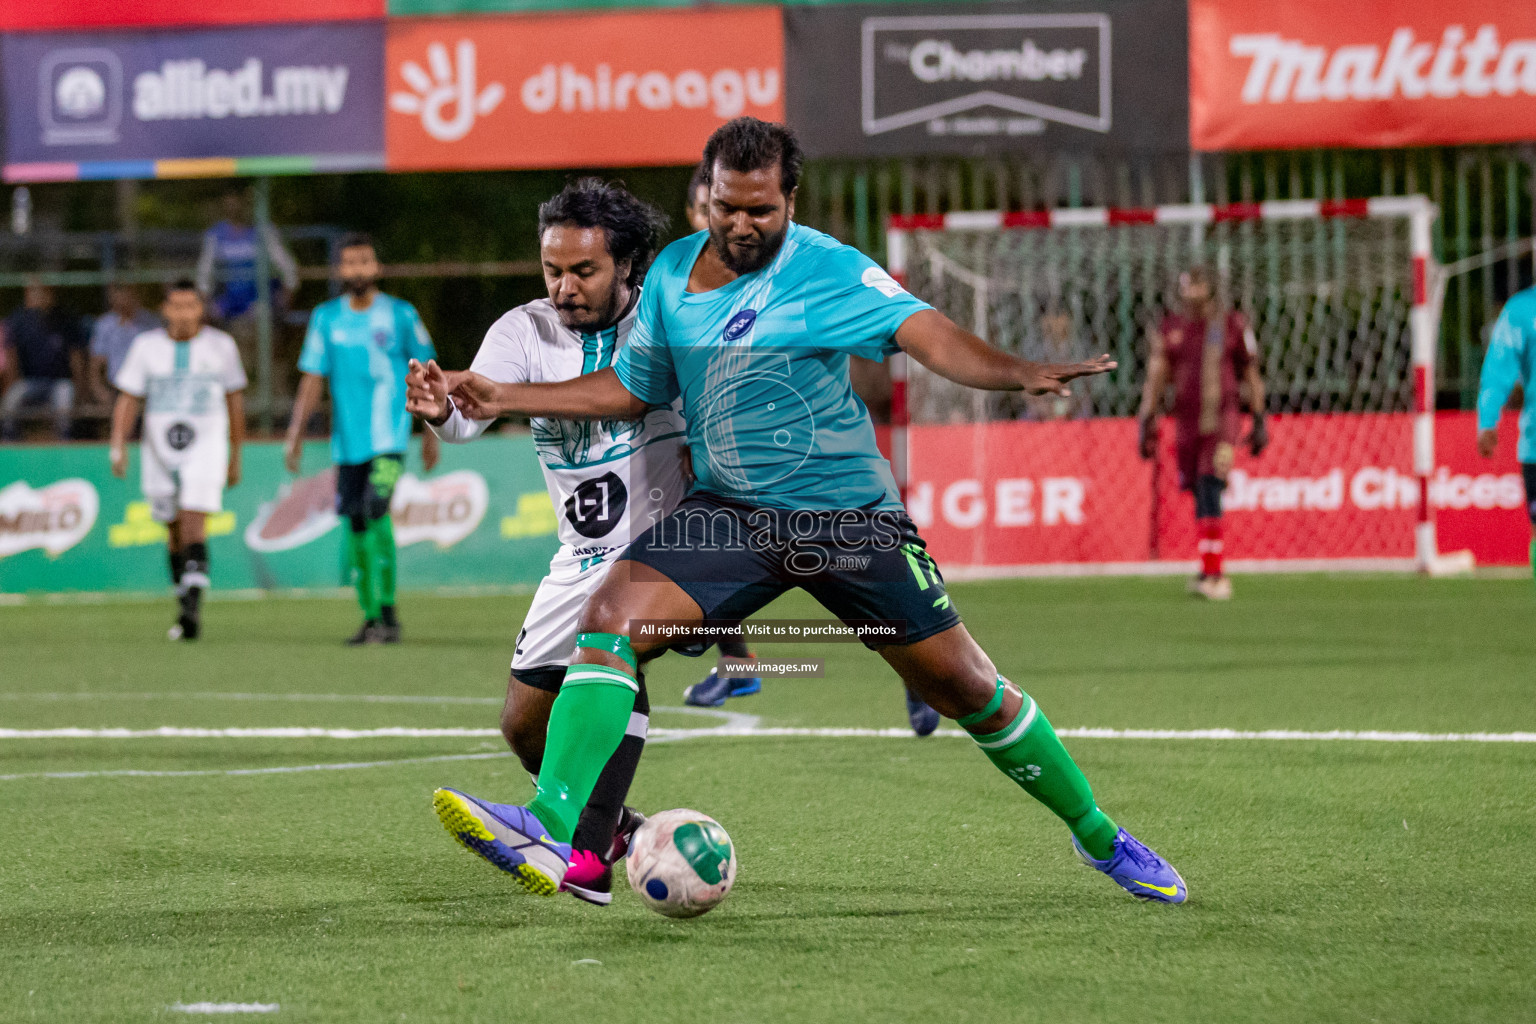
[432,788,569,895]
[1072,828,1188,903]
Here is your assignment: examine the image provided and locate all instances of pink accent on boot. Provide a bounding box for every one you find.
[562,848,606,891]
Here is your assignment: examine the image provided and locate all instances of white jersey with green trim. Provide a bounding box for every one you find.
[114,325,247,474]
[431,295,688,573]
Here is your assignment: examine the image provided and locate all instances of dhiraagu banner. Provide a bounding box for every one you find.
[0,436,559,596]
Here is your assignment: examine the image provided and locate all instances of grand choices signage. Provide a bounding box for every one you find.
[785,0,1187,158]
[1191,0,1536,150]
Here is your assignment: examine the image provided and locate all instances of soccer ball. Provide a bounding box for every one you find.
[625,808,737,918]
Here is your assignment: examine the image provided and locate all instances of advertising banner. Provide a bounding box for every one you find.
[1190,0,1536,150]
[2,0,382,33]
[0,437,560,596]
[907,412,1529,570]
[2,22,385,181]
[784,0,1187,159]
[385,8,784,171]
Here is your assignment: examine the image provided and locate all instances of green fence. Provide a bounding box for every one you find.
[0,435,560,596]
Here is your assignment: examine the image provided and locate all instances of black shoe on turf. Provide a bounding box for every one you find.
[378,621,402,644]
[167,614,200,641]
[346,620,385,646]
[609,805,647,862]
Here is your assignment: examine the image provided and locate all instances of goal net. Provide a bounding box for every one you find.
[886,198,1464,575]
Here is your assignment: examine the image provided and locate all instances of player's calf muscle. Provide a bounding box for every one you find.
[881,627,1002,723]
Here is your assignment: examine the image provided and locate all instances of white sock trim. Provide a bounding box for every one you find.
[974,695,1039,751]
[562,666,639,692]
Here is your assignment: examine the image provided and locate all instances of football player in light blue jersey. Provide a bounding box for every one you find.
[286,233,438,645]
[1476,284,1536,584]
[415,119,1188,905]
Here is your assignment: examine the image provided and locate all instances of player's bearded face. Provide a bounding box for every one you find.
[707,166,794,275]
[542,224,627,331]
[339,246,380,297]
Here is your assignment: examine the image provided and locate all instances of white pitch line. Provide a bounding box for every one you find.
[0,691,502,705]
[0,751,514,782]
[170,1003,279,1015]
[4,725,1536,743]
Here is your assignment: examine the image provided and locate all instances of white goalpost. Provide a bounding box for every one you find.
[886,196,1473,576]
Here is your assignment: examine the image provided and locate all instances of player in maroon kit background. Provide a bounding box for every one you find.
[1136,266,1269,600]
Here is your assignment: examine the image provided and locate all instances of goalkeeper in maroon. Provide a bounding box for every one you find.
[1137,266,1268,600]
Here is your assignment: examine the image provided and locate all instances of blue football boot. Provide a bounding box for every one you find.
[905,688,940,737]
[432,788,569,896]
[1072,828,1188,903]
[684,661,763,707]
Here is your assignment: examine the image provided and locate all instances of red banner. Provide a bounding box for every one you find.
[2,0,382,32]
[1190,0,1536,150]
[385,9,784,172]
[906,413,1528,569]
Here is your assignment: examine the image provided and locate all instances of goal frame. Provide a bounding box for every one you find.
[885,196,1468,576]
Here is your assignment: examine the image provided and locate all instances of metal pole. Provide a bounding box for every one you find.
[253,176,274,435]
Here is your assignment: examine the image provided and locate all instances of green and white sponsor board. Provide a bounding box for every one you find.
[0,436,560,596]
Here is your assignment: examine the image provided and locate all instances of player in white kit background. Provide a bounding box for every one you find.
[413,179,686,904]
[110,279,247,641]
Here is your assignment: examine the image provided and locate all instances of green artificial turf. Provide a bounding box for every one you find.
[1,575,1533,1023]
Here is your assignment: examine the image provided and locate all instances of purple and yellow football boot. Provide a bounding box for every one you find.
[1073,828,1188,903]
[432,788,569,896]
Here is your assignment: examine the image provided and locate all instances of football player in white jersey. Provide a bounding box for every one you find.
[410,180,685,905]
[110,279,247,640]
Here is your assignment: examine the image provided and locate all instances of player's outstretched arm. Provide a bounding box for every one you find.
[412,360,647,422]
[895,309,1114,396]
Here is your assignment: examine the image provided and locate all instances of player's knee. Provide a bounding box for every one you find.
[575,593,662,655]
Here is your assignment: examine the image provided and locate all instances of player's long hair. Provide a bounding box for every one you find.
[537,179,669,289]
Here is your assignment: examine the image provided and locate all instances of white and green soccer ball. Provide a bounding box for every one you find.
[625,808,737,918]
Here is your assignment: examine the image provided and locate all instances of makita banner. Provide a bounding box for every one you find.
[385,8,783,171]
[907,413,1529,570]
[1,23,385,170]
[1190,0,1536,150]
[785,0,1187,158]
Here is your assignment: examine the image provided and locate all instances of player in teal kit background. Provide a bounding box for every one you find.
[1476,284,1536,585]
[416,118,1188,905]
[286,234,438,644]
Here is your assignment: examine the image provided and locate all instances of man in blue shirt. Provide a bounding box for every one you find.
[1476,284,1536,584]
[286,234,438,644]
[411,119,1187,905]
[88,283,161,403]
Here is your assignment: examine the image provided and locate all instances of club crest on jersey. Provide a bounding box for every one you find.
[374,329,390,348]
[723,309,758,342]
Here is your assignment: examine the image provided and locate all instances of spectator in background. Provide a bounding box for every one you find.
[685,162,710,233]
[196,189,298,374]
[0,280,87,440]
[88,282,161,404]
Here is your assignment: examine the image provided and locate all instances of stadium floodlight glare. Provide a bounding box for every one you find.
[888,196,1473,576]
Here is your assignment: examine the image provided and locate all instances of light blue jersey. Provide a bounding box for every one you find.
[1477,286,1536,464]
[614,223,929,510]
[299,293,436,466]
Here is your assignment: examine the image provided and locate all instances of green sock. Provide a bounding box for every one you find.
[969,680,1119,861]
[348,527,380,621]
[369,516,397,609]
[526,664,638,844]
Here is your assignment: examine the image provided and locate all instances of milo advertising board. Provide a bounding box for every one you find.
[0,436,557,596]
